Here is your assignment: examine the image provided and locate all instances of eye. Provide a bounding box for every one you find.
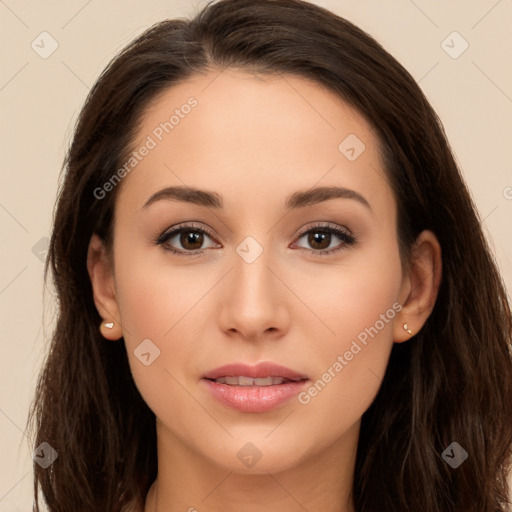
[156,222,356,257]
[156,223,219,256]
[293,223,356,255]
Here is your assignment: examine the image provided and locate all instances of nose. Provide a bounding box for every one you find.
[217,244,290,342]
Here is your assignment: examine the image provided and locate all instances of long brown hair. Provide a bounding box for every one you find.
[28,0,512,510]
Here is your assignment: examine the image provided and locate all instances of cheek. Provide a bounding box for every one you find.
[298,235,402,351]
[112,245,214,415]
[113,231,207,342]
[293,243,402,423]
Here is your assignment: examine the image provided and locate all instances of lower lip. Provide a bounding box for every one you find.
[202,378,309,413]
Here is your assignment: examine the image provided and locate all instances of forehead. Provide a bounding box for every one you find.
[117,68,393,217]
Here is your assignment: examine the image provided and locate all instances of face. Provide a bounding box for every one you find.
[94,69,414,475]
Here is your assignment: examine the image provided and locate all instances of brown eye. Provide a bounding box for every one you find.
[156,223,219,255]
[294,224,356,255]
[179,231,204,250]
[307,231,332,250]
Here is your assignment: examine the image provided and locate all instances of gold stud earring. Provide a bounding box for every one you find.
[403,323,412,335]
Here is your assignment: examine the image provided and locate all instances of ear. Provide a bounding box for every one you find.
[87,233,123,340]
[394,230,442,342]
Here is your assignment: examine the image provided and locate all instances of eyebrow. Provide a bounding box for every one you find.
[143,185,372,212]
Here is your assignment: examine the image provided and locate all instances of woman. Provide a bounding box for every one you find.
[29,0,512,510]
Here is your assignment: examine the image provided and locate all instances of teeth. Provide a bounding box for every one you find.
[213,376,291,386]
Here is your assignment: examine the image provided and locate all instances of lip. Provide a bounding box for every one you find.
[202,379,309,413]
[201,361,309,413]
[202,361,309,381]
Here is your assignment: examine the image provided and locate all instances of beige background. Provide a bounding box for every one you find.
[1,0,511,508]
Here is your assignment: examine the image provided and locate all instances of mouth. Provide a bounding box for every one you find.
[204,376,305,386]
[201,362,310,413]
[202,361,309,382]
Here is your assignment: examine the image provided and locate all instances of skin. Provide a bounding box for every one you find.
[88,69,442,512]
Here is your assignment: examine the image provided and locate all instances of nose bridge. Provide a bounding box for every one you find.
[233,237,278,312]
[219,235,288,338]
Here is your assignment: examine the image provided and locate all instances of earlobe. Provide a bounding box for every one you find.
[99,320,123,340]
[394,230,442,343]
[87,234,123,340]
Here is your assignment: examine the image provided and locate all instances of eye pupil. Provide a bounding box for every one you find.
[309,231,330,249]
[181,231,203,249]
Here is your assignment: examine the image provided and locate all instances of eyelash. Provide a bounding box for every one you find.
[155,222,357,257]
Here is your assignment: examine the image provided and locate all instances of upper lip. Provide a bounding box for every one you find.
[203,361,308,381]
